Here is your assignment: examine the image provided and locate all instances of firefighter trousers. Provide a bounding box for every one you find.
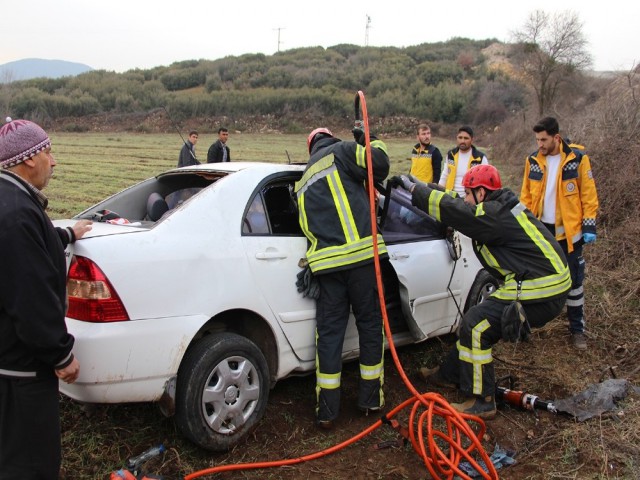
[314,263,384,422]
[439,296,566,398]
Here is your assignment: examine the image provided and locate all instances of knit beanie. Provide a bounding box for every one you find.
[0,119,51,169]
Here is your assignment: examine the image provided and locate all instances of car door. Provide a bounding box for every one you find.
[381,188,465,340]
[241,176,318,362]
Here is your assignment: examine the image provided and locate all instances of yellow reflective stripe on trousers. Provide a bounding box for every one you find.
[327,170,358,244]
[493,268,571,301]
[360,361,384,380]
[457,319,492,395]
[317,371,341,389]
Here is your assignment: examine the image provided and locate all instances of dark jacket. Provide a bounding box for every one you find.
[207,140,230,163]
[0,172,75,378]
[295,136,390,274]
[411,185,570,304]
[177,141,199,167]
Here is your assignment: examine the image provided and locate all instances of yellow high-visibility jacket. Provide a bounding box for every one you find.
[520,141,599,253]
[440,146,487,192]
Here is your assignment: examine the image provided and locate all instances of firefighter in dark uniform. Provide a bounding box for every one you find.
[390,165,571,418]
[295,127,390,428]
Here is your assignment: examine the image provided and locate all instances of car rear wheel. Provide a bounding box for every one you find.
[175,332,269,451]
[464,270,499,311]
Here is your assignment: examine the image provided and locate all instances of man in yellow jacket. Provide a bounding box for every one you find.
[438,125,488,197]
[520,117,599,349]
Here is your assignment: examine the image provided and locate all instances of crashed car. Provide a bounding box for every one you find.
[53,162,497,451]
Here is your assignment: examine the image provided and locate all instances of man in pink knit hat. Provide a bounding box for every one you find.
[0,118,92,479]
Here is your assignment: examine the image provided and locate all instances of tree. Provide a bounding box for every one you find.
[511,10,592,116]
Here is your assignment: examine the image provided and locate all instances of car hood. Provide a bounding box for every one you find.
[53,219,149,239]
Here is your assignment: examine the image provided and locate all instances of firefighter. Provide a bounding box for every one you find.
[295,126,390,428]
[520,117,599,350]
[390,165,571,418]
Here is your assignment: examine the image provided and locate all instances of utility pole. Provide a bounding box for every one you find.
[274,27,285,53]
[365,15,371,46]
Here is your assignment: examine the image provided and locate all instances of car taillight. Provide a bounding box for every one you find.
[66,255,129,322]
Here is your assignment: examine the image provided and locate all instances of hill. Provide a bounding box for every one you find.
[0,58,93,82]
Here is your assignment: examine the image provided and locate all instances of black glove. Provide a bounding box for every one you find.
[500,300,531,342]
[295,265,320,300]
[388,175,416,192]
[427,183,446,192]
[352,120,365,145]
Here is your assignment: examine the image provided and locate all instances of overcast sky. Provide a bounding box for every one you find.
[1,0,637,73]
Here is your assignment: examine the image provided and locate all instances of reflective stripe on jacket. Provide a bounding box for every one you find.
[520,140,599,253]
[295,136,390,274]
[411,186,571,303]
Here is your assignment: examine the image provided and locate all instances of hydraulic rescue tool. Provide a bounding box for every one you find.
[496,377,558,414]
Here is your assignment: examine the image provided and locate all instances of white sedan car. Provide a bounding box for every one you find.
[54,162,497,451]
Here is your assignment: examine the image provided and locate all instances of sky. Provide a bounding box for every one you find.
[1,0,637,73]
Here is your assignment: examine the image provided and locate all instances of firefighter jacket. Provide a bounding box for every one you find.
[410,185,571,304]
[409,143,442,183]
[295,136,390,274]
[520,140,599,253]
[440,145,487,191]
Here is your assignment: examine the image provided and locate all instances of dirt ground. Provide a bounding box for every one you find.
[70,310,637,480]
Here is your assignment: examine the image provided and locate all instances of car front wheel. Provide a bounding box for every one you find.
[175,332,269,451]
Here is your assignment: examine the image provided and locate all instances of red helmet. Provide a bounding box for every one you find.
[307,127,333,153]
[462,164,502,191]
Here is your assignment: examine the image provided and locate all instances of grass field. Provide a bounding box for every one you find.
[46,132,468,219]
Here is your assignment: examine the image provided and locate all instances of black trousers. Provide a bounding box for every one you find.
[0,374,61,479]
[315,263,384,421]
[439,296,566,398]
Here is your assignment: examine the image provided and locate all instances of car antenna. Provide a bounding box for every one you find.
[162,106,197,162]
[285,149,292,164]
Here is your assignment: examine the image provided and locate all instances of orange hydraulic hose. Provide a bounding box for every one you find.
[185,92,498,480]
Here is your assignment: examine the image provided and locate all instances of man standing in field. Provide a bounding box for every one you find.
[177,130,200,167]
[520,117,599,349]
[438,126,488,197]
[207,127,231,163]
[409,123,442,183]
[0,118,92,479]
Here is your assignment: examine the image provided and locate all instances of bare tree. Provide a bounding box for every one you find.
[511,10,592,116]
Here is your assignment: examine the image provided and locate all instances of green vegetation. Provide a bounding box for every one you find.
[1,39,528,127]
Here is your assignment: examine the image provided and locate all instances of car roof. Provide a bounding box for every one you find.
[162,161,306,178]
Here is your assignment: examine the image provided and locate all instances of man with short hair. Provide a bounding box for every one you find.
[177,130,200,167]
[520,116,599,349]
[0,118,92,479]
[409,123,442,183]
[390,165,570,418]
[438,125,488,197]
[207,127,231,163]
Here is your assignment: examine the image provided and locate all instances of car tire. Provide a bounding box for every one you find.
[175,332,269,451]
[464,269,499,311]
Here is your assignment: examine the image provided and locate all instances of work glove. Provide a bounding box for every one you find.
[352,120,365,144]
[295,265,320,300]
[427,183,446,192]
[583,233,596,244]
[500,300,531,343]
[388,175,416,192]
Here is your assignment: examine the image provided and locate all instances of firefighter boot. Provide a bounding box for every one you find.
[418,366,456,389]
[451,395,497,419]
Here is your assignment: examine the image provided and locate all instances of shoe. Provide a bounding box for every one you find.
[418,366,456,389]
[451,396,497,419]
[358,404,382,415]
[316,419,334,430]
[571,332,587,349]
